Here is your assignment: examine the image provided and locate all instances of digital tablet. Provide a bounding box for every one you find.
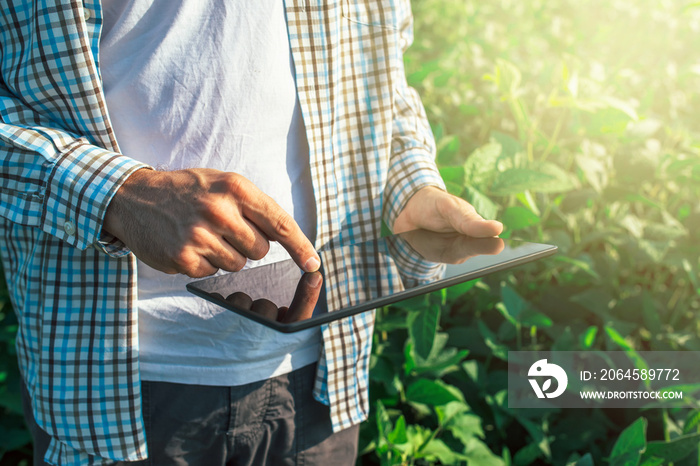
[186,230,557,333]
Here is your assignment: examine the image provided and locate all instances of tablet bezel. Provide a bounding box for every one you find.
[186,234,557,333]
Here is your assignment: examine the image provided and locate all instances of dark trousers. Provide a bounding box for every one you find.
[21,364,359,465]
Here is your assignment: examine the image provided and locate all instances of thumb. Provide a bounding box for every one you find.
[443,197,503,238]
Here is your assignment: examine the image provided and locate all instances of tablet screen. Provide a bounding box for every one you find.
[186,230,557,333]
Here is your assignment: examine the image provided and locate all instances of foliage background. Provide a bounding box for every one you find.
[359,0,700,464]
[2,0,700,464]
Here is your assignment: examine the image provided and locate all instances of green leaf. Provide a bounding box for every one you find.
[644,221,687,241]
[445,278,478,302]
[387,415,408,445]
[683,410,700,434]
[575,153,609,192]
[462,360,480,382]
[435,400,469,425]
[502,206,541,231]
[409,305,440,360]
[491,168,555,196]
[419,438,463,463]
[532,161,578,193]
[599,96,639,121]
[491,58,522,96]
[641,432,700,463]
[516,190,540,216]
[406,424,432,449]
[492,131,522,158]
[405,378,464,406]
[491,163,575,196]
[620,215,644,239]
[570,289,614,318]
[437,135,461,165]
[403,339,416,376]
[463,437,507,466]
[448,412,485,447]
[444,180,464,196]
[510,414,551,459]
[375,400,392,440]
[519,310,553,328]
[372,355,403,398]
[580,326,598,349]
[477,321,509,360]
[391,294,429,313]
[464,142,502,189]
[439,165,465,185]
[625,118,662,140]
[514,441,544,466]
[501,285,529,320]
[554,256,601,281]
[609,417,647,466]
[604,326,634,351]
[464,186,499,220]
[570,453,595,466]
[633,239,670,264]
[412,347,469,376]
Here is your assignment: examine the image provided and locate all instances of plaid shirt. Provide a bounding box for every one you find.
[0,1,444,464]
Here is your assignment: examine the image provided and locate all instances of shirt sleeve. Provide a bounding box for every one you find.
[0,85,148,256]
[382,0,446,231]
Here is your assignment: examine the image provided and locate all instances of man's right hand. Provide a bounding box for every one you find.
[103,168,320,278]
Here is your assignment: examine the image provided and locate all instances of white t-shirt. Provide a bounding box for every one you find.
[100,0,321,385]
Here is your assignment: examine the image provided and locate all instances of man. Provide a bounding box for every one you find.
[0,1,502,464]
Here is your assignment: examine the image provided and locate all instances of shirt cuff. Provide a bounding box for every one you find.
[43,139,149,254]
[383,149,446,232]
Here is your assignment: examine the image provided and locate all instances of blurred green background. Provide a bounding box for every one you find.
[360,0,700,464]
[2,0,700,464]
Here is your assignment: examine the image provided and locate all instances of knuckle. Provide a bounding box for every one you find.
[272,214,296,238]
[441,193,462,209]
[440,194,473,216]
[224,173,250,198]
[172,251,200,275]
[198,199,233,228]
[188,226,209,245]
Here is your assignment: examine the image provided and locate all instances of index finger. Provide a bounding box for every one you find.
[238,185,320,272]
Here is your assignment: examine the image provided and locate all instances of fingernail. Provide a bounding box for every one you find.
[304,256,321,272]
[307,272,323,287]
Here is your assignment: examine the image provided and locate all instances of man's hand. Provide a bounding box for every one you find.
[393,186,503,237]
[104,168,320,278]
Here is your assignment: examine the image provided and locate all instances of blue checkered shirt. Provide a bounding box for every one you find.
[0,1,444,463]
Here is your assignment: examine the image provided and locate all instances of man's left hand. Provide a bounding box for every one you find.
[393,186,503,237]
